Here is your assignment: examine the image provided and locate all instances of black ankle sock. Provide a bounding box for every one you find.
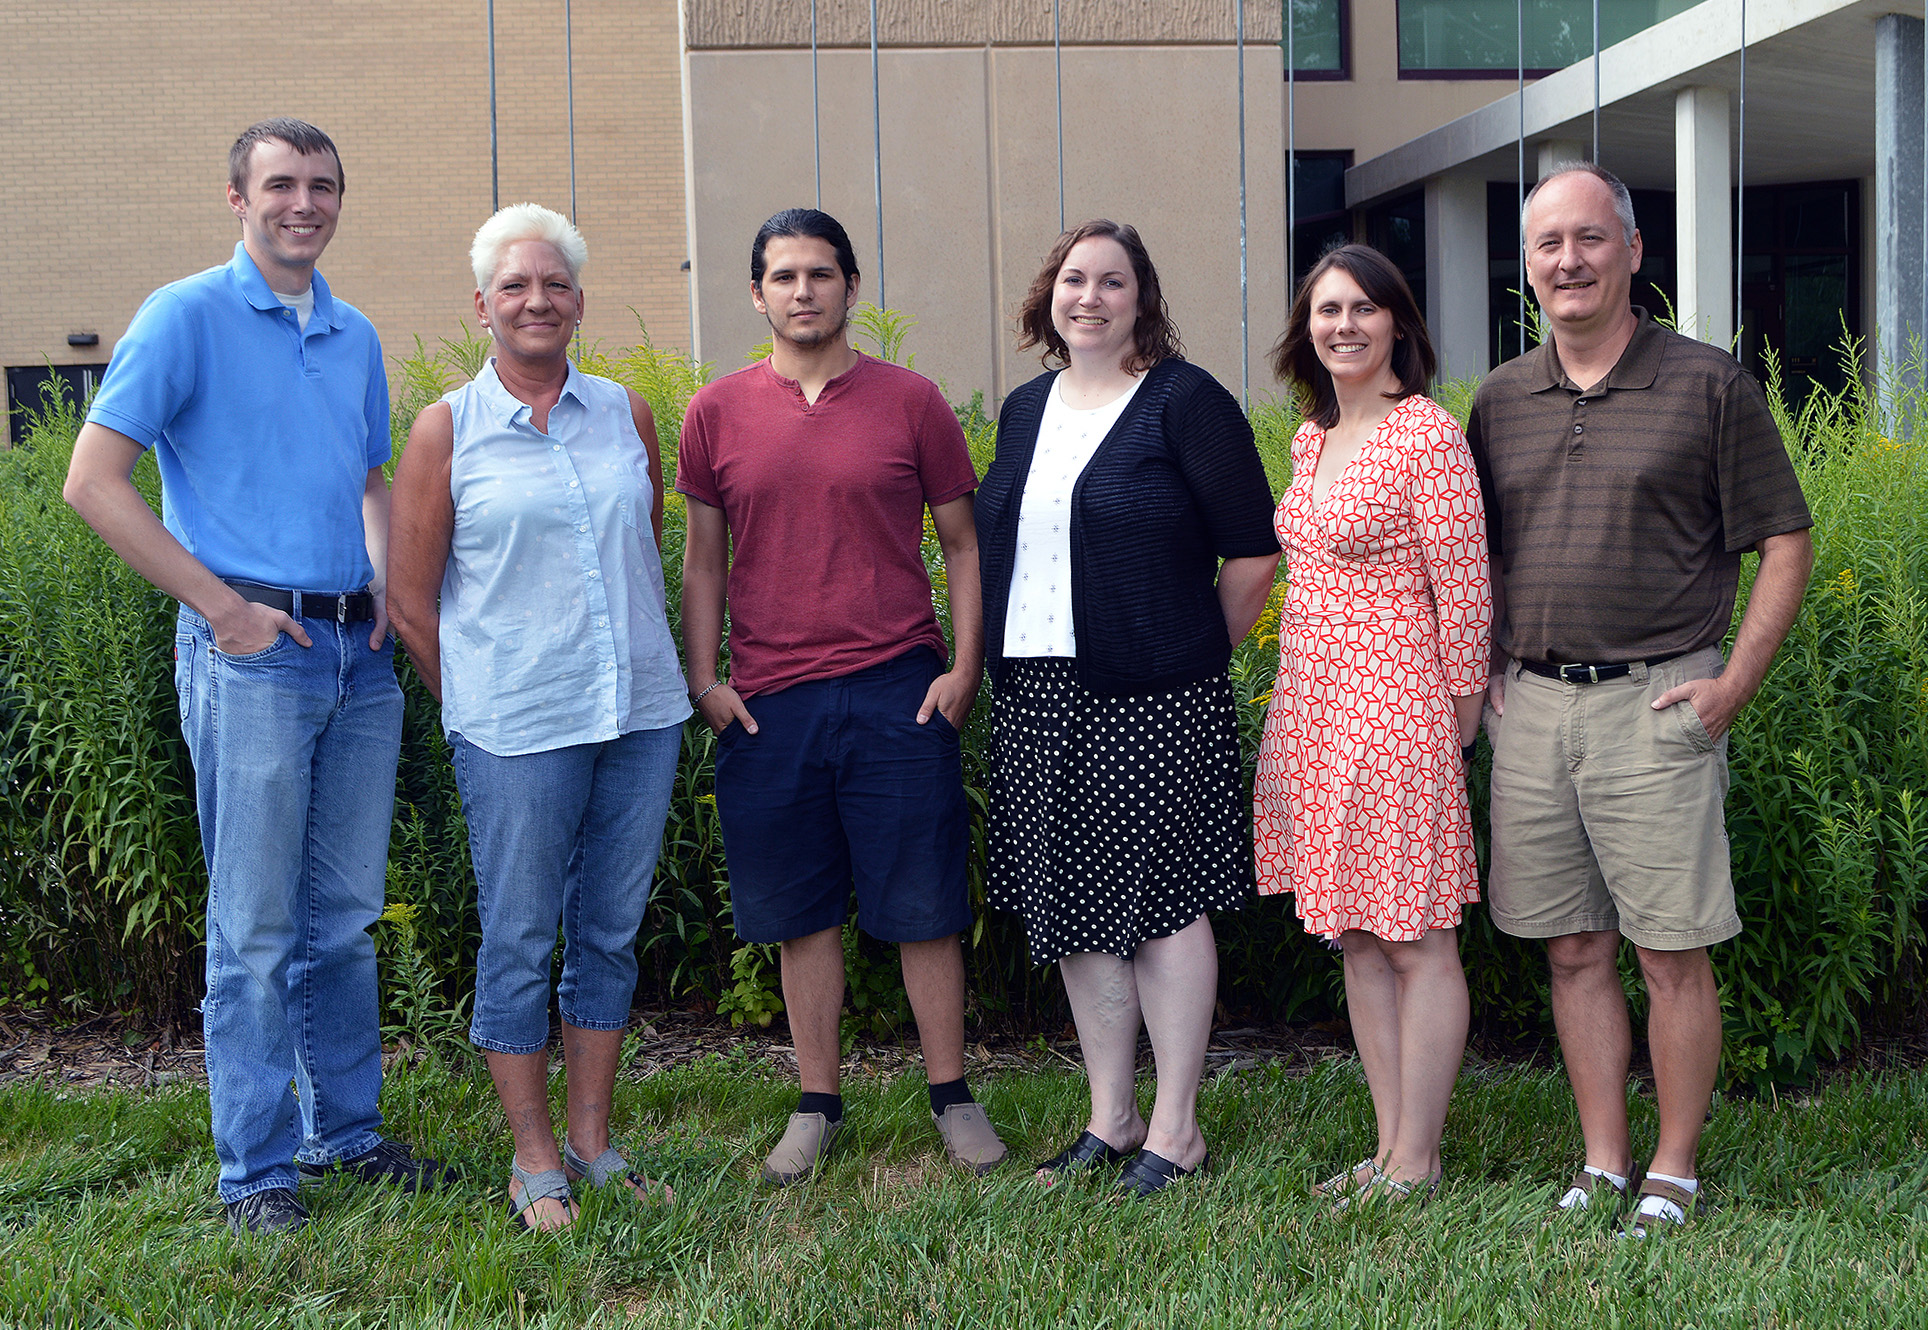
[798,1091,844,1124]
[927,1077,973,1116]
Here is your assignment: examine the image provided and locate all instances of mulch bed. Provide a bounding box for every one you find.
[1,1005,1916,1095]
[0,1006,1363,1093]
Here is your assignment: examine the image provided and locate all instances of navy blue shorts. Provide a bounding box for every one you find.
[714,647,973,945]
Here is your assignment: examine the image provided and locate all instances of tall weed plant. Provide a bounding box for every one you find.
[1714,343,1928,1085]
[1,322,1921,1091]
[0,381,202,1014]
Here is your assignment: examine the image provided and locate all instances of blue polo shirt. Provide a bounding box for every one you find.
[87,242,391,591]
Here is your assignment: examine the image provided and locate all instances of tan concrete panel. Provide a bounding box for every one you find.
[687,40,1286,406]
[688,0,991,49]
[685,48,997,402]
[0,1,687,390]
[991,44,1290,405]
[687,0,1278,49]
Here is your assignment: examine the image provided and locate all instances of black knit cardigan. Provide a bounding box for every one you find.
[976,358,1280,697]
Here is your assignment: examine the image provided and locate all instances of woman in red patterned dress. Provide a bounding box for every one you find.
[1253,244,1491,1204]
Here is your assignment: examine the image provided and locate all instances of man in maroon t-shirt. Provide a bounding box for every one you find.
[679,209,1006,1184]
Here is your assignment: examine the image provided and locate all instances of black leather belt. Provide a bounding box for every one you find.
[1517,651,1685,685]
[224,580,377,624]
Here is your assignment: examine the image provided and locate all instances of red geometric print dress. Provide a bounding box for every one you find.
[1253,395,1492,941]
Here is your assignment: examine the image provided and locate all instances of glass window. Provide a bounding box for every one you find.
[1365,191,1426,320]
[1283,0,1348,79]
[1398,0,1700,75]
[1737,180,1859,404]
[1290,153,1353,288]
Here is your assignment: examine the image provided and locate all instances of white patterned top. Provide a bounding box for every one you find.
[1002,372,1145,658]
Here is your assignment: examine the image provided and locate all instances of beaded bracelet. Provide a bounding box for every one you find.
[691,680,727,706]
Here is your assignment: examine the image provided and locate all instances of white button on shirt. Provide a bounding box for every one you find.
[1003,372,1145,658]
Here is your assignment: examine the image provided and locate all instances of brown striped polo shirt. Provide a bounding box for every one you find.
[1465,309,1811,665]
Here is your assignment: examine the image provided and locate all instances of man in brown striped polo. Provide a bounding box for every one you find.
[1466,163,1813,1237]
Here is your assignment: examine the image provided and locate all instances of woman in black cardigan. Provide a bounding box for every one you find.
[976,220,1280,1195]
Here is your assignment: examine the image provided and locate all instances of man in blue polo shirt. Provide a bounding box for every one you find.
[64,118,441,1235]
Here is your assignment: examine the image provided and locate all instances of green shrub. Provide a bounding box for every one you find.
[1,325,1921,1092]
[0,379,202,1015]
[1713,347,1928,1086]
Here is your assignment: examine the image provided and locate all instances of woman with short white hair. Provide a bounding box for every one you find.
[389,203,688,1231]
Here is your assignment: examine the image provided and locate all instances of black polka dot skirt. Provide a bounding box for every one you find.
[987,658,1252,966]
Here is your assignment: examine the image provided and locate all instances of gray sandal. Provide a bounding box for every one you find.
[507,1158,574,1231]
[563,1136,668,1202]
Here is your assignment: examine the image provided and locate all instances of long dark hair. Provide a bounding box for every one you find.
[1016,219,1183,373]
[1272,243,1436,429]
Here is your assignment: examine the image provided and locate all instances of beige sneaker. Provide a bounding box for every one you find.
[933,1102,1008,1174]
[760,1111,841,1186]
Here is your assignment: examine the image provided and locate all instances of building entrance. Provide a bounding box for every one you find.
[1738,181,1860,405]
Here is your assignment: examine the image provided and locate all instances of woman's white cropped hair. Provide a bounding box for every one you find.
[470,203,589,292]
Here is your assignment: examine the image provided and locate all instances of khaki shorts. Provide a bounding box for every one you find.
[1485,647,1740,951]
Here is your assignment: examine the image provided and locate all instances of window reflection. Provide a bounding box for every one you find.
[1398,0,1700,74]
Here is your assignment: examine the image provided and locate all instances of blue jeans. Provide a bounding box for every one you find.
[451,724,683,1054]
[174,607,403,1203]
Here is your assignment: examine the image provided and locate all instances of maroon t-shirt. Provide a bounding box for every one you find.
[677,354,977,698]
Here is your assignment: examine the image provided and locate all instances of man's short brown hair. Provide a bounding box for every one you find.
[229,118,343,198]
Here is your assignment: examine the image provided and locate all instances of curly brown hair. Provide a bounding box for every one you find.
[1016,219,1183,373]
[1271,243,1436,430]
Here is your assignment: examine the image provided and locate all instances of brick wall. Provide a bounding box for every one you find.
[0,0,687,431]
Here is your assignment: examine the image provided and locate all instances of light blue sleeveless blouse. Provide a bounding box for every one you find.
[438,360,690,756]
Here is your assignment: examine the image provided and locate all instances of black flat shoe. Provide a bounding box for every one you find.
[1117,1147,1210,1199]
[1037,1130,1136,1175]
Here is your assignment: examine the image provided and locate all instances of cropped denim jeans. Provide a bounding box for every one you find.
[174,606,403,1204]
[451,724,683,1054]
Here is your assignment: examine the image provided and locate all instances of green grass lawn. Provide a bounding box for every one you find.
[3,1050,1926,1328]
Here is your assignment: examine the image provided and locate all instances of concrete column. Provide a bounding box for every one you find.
[1675,86,1732,347]
[1876,14,1924,384]
[1424,173,1491,381]
[1537,139,1588,178]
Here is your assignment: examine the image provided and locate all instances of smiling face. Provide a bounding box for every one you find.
[1050,236,1139,369]
[751,235,858,350]
[1307,266,1399,391]
[477,239,582,363]
[226,138,342,293]
[1524,171,1642,340]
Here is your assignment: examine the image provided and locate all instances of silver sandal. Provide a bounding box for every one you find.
[507,1158,574,1231]
[563,1136,671,1202]
[1313,1156,1379,1197]
[1330,1164,1439,1213]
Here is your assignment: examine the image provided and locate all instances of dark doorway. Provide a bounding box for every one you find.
[1365,190,1426,322]
[1290,152,1355,294]
[1738,181,1860,404]
[6,363,109,446]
